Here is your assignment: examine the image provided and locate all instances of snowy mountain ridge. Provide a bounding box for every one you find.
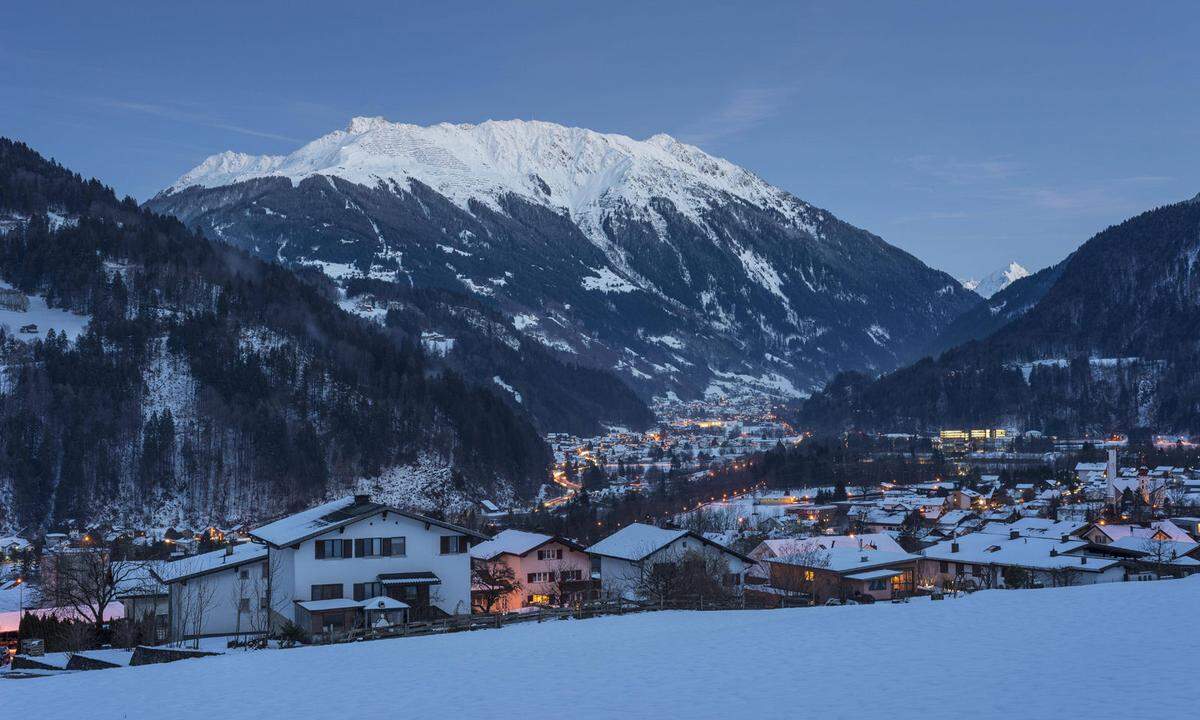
[166,117,818,246]
[150,117,978,400]
[961,261,1030,298]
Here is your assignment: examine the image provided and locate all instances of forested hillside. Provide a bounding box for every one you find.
[799,196,1200,435]
[0,139,550,531]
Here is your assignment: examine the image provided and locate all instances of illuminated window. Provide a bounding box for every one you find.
[530,594,550,605]
[803,570,814,581]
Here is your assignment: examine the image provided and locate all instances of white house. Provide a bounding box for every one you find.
[249,494,486,636]
[470,529,593,611]
[585,523,751,601]
[159,543,270,642]
[919,532,1125,589]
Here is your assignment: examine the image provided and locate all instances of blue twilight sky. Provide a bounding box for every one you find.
[3,1,1198,280]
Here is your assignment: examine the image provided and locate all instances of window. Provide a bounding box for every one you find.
[356,538,382,557]
[590,557,602,575]
[239,568,249,580]
[353,581,384,601]
[440,536,467,554]
[259,596,268,609]
[939,561,949,573]
[529,594,550,605]
[537,548,563,561]
[527,571,555,583]
[559,569,582,581]
[311,584,343,601]
[351,537,406,557]
[238,597,250,612]
[722,572,741,587]
[315,539,352,559]
[803,570,815,582]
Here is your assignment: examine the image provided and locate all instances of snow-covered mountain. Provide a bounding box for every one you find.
[960,261,1030,299]
[149,117,978,399]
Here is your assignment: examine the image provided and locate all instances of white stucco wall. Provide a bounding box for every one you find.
[597,535,747,601]
[168,559,267,640]
[286,512,473,616]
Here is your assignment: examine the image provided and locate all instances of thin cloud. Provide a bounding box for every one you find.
[679,87,794,144]
[98,99,300,143]
[904,154,1024,185]
[890,210,970,224]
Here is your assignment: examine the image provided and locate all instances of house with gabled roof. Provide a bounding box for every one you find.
[918,532,1124,590]
[159,542,269,642]
[586,523,751,601]
[752,546,921,605]
[470,529,593,611]
[245,494,487,637]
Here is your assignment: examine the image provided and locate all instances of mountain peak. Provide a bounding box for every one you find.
[162,116,815,237]
[961,261,1031,298]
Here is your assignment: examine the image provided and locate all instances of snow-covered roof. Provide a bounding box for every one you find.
[754,534,904,558]
[360,596,409,611]
[770,547,920,574]
[980,518,1083,539]
[471,529,580,560]
[251,495,485,547]
[1091,520,1192,544]
[922,534,1120,573]
[1105,536,1199,563]
[296,598,363,612]
[845,568,905,581]
[158,543,267,583]
[586,524,689,561]
[0,536,31,550]
[113,560,168,597]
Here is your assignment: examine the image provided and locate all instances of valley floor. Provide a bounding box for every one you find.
[8,578,1200,719]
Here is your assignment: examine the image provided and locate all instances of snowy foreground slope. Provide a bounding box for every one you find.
[10,579,1200,719]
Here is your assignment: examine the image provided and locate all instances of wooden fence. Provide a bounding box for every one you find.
[315,595,778,645]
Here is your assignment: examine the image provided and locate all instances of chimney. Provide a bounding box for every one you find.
[1061,534,1070,543]
[950,542,959,554]
[1050,548,1058,557]
[860,555,869,563]
[1009,530,1020,540]
[224,545,233,556]
[354,493,371,505]
[1080,556,1087,565]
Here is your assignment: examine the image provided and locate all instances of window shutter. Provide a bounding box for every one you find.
[343,539,353,558]
[440,536,449,554]
[382,538,392,556]
[355,539,364,557]
[315,541,325,559]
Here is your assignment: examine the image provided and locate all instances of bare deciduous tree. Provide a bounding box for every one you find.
[471,558,521,613]
[623,545,737,607]
[51,549,149,643]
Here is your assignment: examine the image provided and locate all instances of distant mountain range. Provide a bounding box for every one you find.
[800,195,1200,434]
[147,117,978,401]
[960,261,1031,298]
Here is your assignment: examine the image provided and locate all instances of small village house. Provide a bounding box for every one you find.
[470,529,593,612]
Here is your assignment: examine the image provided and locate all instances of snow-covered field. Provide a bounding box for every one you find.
[7,577,1199,718]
